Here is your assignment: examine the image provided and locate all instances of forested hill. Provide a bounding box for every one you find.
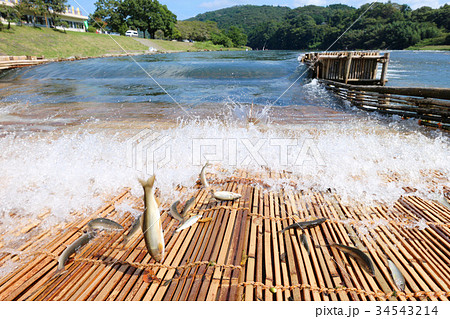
[187,3,450,50]
[187,5,291,35]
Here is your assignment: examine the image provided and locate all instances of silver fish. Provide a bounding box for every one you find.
[175,215,202,233]
[140,176,165,262]
[279,218,327,233]
[58,232,96,271]
[331,243,375,276]
[388,259,405,291]
[122,214,143,245]
[200,162,211,187]
[169,200,184,222]
[181,196,196,218]
[87,218,123,232]
[300,232,310,255]
[213,191,242,201]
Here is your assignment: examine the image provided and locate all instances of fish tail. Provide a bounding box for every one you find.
[139,175,156,189]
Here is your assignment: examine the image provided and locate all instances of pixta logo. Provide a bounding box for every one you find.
[126,129,172,174]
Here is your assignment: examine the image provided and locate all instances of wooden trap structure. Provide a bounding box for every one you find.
[0,170,450,301]
[300,51,450,130]
[0,56,48,71]
[301,51,390,86]
[320,80,450,130]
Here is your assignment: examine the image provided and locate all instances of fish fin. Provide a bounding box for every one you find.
[139,175,156,189]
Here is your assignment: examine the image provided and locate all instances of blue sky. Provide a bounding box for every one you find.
[68,0,449,20]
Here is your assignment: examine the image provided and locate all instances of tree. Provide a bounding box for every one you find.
[176,20,221,42]
[121,0,176,39]
[160,4,176,39]
[226,26,247,47]
[17,0,47,27]
[0,3,20,29]
[210,32,233,47]
[92,0,127,34]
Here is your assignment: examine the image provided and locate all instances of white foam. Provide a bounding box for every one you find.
[0,118,448,257]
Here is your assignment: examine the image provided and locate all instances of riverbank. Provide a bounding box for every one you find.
[407,34,450,51]
[406,45,450,51]
[0,25,247,60]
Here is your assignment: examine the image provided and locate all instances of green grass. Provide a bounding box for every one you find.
[0,25,148,59]
[141,38,248,52]
[407,45,450,51]
[0,26,248,59]
[407,34,450,51]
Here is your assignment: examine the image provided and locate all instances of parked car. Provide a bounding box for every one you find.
[125,30,138,37]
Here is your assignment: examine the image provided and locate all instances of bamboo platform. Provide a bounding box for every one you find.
[301,51,390,86]
[0,56,48,70]
[0,169,450,301]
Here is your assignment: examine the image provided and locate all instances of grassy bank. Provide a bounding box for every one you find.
[407,34,450,51]
[0,25,248,59]
[137,38,248,52]
[406,45,450,51]
[0,25,149,59]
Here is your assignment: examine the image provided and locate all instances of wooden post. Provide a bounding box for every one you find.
[378,93,391,107]
[347,89,355,104]
[380,52,390,86]
[344,52,353,84]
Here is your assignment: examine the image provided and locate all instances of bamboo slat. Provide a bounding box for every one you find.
[0,171,449,301]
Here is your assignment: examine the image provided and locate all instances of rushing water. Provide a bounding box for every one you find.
[0,50,449,270]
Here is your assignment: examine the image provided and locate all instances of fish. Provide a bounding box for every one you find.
[279,218,327,233]
[121,214,143,246]
[181,196,196,218]
[213,191,242,201]
[168,200,184,222]
[199,161,212,187]
[331,243,375,276]
[140,176,165,263]
[57,231,96,272]
[87,218,123,232]
[175,215,202,233]
[300,232,311,255]
[388,259,406,291]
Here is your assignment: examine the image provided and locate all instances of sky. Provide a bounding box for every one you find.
[68,0,449,20]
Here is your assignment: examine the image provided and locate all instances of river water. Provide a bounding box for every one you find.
[0,50,449,265]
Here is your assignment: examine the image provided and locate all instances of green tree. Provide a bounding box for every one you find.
[43,0,68,28]
[17,0,47,27]
[176,20,221,42]
[91,0,127,34]
[0,3,20,29]
[226,26,247,47]
[210,32,233,47]
[121,0,176,39]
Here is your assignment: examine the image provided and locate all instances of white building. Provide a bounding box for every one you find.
[0,0,88,32]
